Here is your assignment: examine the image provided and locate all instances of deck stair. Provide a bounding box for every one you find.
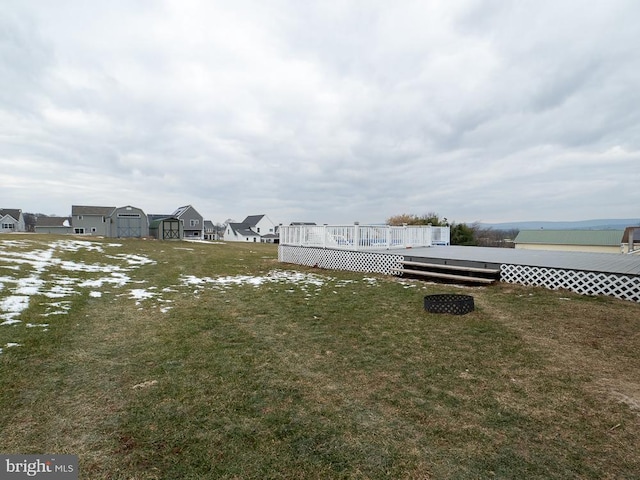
[394,260,500,284]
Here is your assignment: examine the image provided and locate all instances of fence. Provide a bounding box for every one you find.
[279,224,450,250]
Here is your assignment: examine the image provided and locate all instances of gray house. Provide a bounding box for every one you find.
[0,209,26,233]
[172,205,204,239]
[71,205,113,236]
[34,216,73,234]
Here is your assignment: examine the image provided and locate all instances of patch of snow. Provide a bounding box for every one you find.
[89,291,102,298]
[1,239,153,329]
[0,295,30,323]
[129,289,155,300]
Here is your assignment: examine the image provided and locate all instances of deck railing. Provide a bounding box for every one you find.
[279,224,450,250]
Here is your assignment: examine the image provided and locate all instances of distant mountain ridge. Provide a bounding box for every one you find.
[478,218,640,231]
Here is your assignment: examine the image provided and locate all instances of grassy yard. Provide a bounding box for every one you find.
[1,235,639,479]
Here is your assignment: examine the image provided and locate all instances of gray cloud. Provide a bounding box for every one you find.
[2,0,639,224]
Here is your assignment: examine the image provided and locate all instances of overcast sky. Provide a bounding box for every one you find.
[2,0,639,225]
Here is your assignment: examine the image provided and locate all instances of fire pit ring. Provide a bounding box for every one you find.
[424,294,474,315]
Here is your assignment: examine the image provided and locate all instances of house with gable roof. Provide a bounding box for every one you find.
[224,214,279,243]
[34,216,73,234]
[0,209,26,233]
[172,205,204,239]
[72,205,114,236]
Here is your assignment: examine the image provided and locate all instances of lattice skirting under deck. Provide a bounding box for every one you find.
[501,264,640,303]
[279,246,640,303]
[278,245,403,275]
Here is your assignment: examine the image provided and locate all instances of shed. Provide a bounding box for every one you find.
[149,216,183,240]
[109,205,149,238]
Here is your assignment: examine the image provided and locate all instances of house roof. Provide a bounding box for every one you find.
[72,205,115,216]
[0,209,22,221]
[243,214,265,227]
[172,205,201,218]
[36,216,71,227]
[228,222,260,237]
[149,216,180,229]
[172,205,190,217]
[514,230,625,246]
[147,214,172,223]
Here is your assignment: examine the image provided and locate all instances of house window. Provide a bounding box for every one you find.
[77,215,83,220]
[2,223,14,229]
[74,228,85,234]
[257,227,260,233]
[190,219,199,227]
[91,227,97,233]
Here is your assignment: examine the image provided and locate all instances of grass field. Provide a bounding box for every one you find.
[1,235,639,479]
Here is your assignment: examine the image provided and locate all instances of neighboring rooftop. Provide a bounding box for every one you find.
[71,205,115,216]
[514,230,624,246]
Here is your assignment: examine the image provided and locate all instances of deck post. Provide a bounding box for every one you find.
[354,222,360,251]
[323,224,327,249]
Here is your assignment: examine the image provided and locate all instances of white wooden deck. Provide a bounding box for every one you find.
[279,244,640,302]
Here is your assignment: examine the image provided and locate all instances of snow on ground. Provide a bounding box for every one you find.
[1,237,390,354]
[0,238,156,330]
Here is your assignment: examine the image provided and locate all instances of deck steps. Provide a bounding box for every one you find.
[393,260,500,284]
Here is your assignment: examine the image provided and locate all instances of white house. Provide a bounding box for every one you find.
[0,209,26,233]
[224,214,279,243]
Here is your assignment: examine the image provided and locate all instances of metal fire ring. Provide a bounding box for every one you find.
[424,294,475,315]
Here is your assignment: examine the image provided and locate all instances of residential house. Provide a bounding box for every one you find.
[172,205,204,239]
[514,230,625,254]
[224,214,279,243]
[71,205,114,236]
[0,209,25,233]
[203,220,219,241]
[224,222,262,242]
[34,216,73,234]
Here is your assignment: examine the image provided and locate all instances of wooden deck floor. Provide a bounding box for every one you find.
[371,246,640,276]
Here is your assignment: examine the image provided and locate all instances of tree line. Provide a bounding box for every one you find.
[386,212,518,247]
